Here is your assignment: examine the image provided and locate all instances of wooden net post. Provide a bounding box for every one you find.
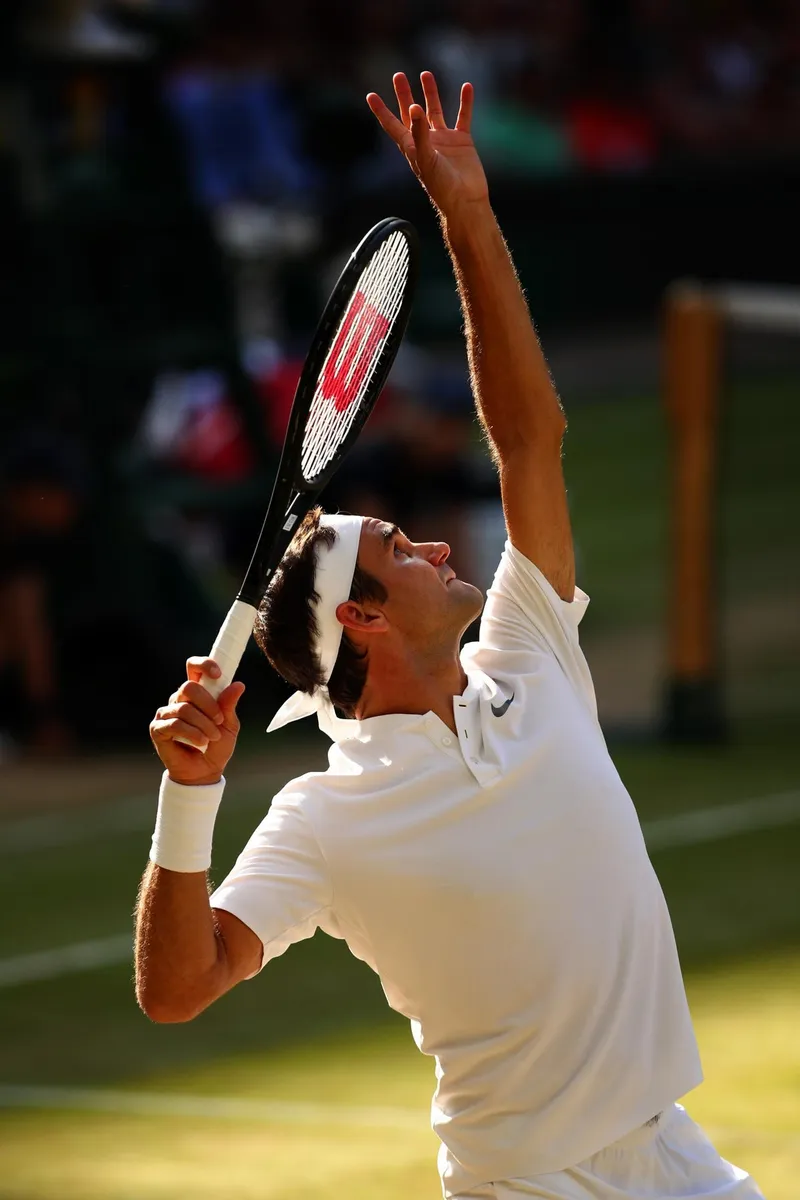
[662,282,727,741]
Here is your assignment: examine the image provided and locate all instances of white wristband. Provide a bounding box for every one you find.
[149,772,226,873]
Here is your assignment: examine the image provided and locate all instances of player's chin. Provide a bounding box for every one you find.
[449,576,481,596]
[449,577,484,613]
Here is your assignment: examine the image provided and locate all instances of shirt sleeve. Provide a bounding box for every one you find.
[209,793,333,972]
[477,540,597,715]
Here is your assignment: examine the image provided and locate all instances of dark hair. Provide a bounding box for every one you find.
[254,507,387,718]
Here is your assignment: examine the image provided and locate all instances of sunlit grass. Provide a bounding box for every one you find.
[684,950,800,1199]
[0,1112,437,1200]
[1,950,798,1199]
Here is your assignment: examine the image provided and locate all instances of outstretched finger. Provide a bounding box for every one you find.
[455,81,474,133]
[409,102,435,170]
[392,72,414,127]
[420,71,447,129]
[367,91,411,149]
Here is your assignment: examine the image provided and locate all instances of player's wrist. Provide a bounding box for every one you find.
[167,769,223,787]
[440,196,493,238]
[149,772,226,873]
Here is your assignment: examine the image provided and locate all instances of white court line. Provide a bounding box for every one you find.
[0,788,798,993]
[644,788,800,852]
[0,935,132,988]
[0,781,274,857]
[3,774,797,859]
[0,1084,424,1130]
[0,1084,799,1152]
[1,795,156,855]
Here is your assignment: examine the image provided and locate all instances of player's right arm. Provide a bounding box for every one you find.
[135,659,260,1023]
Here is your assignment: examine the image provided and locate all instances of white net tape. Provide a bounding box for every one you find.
[713,284,800,334]
[670,279,800,334]
[301,230,410,482]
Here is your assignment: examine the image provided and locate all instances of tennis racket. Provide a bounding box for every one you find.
[195,216,418,704]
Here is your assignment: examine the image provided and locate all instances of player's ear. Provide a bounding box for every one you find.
[336,600,389,635]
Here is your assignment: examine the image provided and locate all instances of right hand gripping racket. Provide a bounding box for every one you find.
[195,217,418,705]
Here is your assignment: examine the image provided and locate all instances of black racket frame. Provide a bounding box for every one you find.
[237,216,419,608]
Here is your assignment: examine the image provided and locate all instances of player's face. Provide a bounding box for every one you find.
[356,518,484,646]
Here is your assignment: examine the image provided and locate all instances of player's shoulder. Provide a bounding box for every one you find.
[492,539,585,601]
[257,774,335,849]
[486,540,589,632]
[272,769,328,805]
[271,764,351,814]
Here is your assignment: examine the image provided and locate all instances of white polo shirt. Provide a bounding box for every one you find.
[210,541,703,1196]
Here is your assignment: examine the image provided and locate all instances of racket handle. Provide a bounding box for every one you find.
[204,599,258,698]
[174,600,257,748]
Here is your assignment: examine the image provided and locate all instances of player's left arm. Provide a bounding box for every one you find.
[445,209,574,600]
[368,72,574,600]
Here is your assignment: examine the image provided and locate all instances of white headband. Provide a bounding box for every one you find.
[266,513,364,734]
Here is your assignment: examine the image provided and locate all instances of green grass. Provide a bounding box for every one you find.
[0,732,798,1197]
[0,956,798,1199]
[0,379,797,1197]
[562,378,800,729]
[565,377,800,627]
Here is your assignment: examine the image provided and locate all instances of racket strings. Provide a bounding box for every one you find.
[301,232,407,479]
[301,231,410,482]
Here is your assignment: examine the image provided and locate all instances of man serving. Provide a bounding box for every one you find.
[137,73,764,1199]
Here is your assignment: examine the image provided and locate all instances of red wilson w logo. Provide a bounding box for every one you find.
[320,291,390,412]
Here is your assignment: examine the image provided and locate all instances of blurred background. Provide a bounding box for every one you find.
[0,1,798,1198]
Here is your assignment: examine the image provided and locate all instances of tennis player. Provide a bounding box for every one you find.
[137,73,765,1200]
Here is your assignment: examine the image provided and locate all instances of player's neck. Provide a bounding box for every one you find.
[355,647,467,734]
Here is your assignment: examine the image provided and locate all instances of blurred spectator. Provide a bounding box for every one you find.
[131,341,299,589]
[355,1,416,90]
[3,0,800,760]
[470,57,575,176]
[752,0,800,153]
[164,28,315,210]
[419,0,534,117]
[443,0,581,175]
[0,435,85,757]
[160,4,321,340]
[644,1,777,159]
[24,0,153,58]
[567,74,657,172]
[17,0,800,198]
[567,17,658,173]
[136,338,300,482]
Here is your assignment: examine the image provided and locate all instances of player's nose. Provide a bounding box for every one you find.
[423,541,450,566]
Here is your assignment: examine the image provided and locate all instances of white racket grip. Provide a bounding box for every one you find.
[204,599,258,699]
[174,600,257,749]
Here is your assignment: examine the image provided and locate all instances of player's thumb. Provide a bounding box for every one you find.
[218,681,245,732]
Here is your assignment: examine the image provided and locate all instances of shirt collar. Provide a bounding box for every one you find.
[320,707,427,745]
[318,654,494,746]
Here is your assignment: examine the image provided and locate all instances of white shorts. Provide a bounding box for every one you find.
[453,1105,766,1199]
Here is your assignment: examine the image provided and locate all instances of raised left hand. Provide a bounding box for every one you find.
[367,72,489,218]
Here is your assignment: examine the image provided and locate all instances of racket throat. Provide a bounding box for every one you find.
[282,492,308,536]
[238,490,316,608]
